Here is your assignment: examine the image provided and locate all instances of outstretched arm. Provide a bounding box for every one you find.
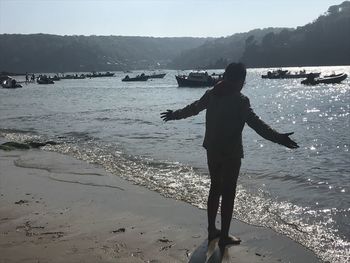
[161,90,210,122]
[243,99,299,149]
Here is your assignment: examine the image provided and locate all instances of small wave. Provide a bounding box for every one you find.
[0,130,43,143]
[94,117,111,121]
[128,135,165,140]
[92,116,155,126]
[122,118,155,126]
[0,141,57,151]
[78,108,114,114]
[0,128,37,135]
[61,131,96,142]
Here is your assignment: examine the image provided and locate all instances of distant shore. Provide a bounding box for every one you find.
[0,141,321,263]
[0,71,26,76]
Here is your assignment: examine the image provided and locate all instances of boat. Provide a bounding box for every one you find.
[0,75,10,83]
[1,78,22,88]
[73,75,86,79]
[175,71,222,87]
[122,73,149,82]
[323,73,346,79]
[148,73,166,79]
[301,73,348,85]
[61,74,86,79]
[37,76,54,84]
[262,69,321,79]
[86,72,115,78]
[49,75,61,81]
[261,69,287,79]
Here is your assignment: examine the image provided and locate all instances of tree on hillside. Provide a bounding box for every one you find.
[241,1,350,67]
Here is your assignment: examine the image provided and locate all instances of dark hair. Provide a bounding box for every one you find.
[223,62,246,82]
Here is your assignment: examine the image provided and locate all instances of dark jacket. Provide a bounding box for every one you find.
[172,81,280,158]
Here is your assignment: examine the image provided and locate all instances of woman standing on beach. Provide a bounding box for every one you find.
[161,62,299,248]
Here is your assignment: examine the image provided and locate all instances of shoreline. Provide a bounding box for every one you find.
[0,148,321,262]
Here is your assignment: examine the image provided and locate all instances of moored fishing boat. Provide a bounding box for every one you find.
[122,73,149,82]
[1,78,22,88]
[301,73,348,85]
[37,76,54,84]
[86,72,115,78]
[148,73,166,79]
[175,71,222,87]
[61,74,86,79]
[262,69,321,79]
[49,75,61,81]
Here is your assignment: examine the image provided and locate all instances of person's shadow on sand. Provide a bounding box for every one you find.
[188,239,231,263]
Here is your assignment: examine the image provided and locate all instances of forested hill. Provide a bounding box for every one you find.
[241,1,350,67]
[0,35,210,73]
[169,28,288,70]
[171,1,350,69]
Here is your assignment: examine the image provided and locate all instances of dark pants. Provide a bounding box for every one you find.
[206,150,241,238]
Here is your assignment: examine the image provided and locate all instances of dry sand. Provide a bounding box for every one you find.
[0,148,321,263]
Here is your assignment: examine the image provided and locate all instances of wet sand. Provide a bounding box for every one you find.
[0,148,320,263]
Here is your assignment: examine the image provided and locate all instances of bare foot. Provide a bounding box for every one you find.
[218,235,241,248]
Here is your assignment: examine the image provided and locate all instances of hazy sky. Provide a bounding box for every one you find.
[0,0,344,37]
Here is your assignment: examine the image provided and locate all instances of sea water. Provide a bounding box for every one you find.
[0,66,349,262]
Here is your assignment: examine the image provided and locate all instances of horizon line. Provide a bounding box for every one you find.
[0,26,295,39]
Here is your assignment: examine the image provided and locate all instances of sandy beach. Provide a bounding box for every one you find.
[0,146,321,263]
